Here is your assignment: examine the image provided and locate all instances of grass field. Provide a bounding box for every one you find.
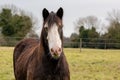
[0,47,120,80]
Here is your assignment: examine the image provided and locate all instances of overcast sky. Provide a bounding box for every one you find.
[0,0,120,37]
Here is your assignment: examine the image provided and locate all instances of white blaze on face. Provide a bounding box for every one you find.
[47,23,62,55]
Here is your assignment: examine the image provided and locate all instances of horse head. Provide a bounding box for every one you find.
[42,8,64,59]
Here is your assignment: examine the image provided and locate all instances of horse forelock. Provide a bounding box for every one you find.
[43,12,62,28]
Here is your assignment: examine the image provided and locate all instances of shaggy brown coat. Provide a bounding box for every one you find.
[13,8,70,80]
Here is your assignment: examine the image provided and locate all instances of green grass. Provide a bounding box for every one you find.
[0,47,120,80]
[0,47,14,80]
[65,48,120,80]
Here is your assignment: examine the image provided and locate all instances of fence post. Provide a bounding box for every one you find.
[104,39,106,49]
[80,38,82,52]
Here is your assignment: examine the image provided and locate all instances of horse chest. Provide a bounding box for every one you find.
[31,59,61,79]
[46,75,61,80]
[33,68,61,80]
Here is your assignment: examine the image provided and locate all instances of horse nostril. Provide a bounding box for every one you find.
[51,47,62,55]
[51,48,54,53]
[58,48,62,53]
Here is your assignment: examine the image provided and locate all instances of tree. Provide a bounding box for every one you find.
[70,33,79,48]
[73,16,100,48]
[0,7,36,46]
[87,27,99,39]
[0,8,33,38]
[75,15,100,38]
[75,16,100,39]
[70,33,79,42]
[75,16,100,31]
[102,10,120,48]
[0,9,32,37]
[105,9,120,40]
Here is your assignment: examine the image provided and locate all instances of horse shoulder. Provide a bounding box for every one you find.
[26,46,45,80]
[14,38,39,61]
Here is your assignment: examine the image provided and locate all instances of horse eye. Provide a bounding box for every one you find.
[44,27,48,32]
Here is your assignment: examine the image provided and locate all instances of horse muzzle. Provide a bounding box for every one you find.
[50,47,62,59]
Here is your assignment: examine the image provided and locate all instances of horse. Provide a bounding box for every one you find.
[13,7,70,80]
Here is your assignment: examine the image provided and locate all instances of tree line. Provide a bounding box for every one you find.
[69,10,120,49]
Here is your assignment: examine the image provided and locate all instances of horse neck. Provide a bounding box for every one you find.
[39,38,60,69]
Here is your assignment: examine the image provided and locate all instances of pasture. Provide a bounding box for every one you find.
[0,47,120,80]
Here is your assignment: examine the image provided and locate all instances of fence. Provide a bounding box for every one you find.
[64,38,120,49]
[0,37,120,49]
[82,38,120,49]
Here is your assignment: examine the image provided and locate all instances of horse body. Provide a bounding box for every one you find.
[13,8,70,80]
[13,38,39,80]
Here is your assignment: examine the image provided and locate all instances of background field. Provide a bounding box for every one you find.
[0,47,120,80]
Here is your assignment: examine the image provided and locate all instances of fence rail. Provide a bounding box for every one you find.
[0,37,120,49]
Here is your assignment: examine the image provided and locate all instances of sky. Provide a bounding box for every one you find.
[0,0,120,37]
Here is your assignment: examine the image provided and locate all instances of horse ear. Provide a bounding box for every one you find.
[56,7,63,19]
[42,8,49,21]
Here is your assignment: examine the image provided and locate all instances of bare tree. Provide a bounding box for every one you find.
[107,9,120,24]
[104,9,120,40]
[75,15,100,33]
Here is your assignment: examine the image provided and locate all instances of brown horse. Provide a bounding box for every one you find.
[13,7,70,80]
